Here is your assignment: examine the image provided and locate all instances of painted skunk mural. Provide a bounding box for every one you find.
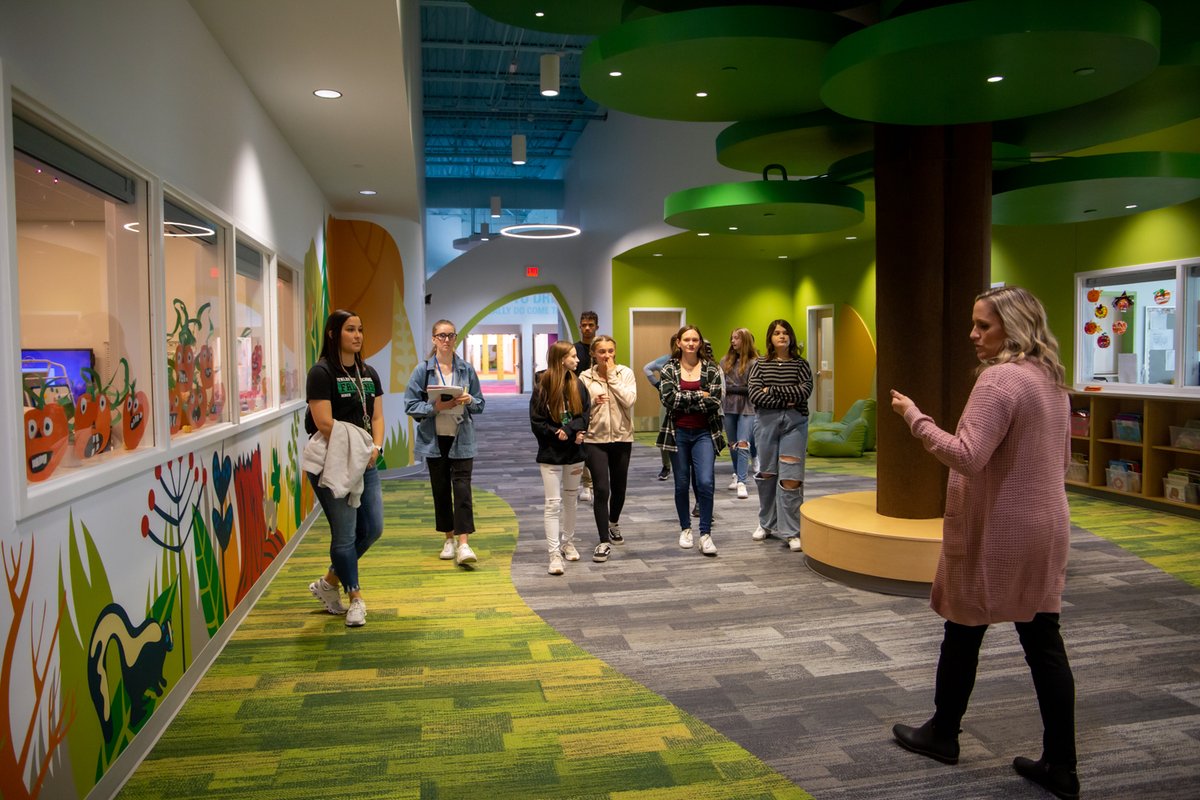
[87,603,174,739]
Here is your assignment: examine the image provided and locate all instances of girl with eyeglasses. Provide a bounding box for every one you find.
[404,320,485,566]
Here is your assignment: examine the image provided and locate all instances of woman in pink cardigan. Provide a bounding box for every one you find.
[889,286,1078,800]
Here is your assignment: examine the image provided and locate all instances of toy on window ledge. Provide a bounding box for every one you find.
[1112,291,1134,312]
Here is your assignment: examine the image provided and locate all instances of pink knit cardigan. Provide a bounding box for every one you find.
[903,361,1071,626]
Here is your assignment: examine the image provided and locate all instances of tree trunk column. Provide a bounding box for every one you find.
[875,123,991,519]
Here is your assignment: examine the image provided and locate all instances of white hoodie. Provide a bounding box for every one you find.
[301,420,376,508]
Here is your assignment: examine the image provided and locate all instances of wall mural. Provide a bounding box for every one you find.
[0,236,330,800]
[326,217,417,468]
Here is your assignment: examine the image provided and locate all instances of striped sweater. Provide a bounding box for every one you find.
[748,357,813,415]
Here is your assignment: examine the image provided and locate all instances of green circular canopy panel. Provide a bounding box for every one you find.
[466,0,633,35]
[827,142,1032,183]
[716,110,873,176]
[664,178,864,235]
[820,0,1161,125]
[639,0,863,11]
[992,151,1200,225]
[581,6,861,122]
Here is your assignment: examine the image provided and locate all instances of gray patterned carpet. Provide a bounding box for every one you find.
[471,395,1200,800]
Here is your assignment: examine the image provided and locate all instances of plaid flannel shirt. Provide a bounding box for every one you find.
[655,358,727,454]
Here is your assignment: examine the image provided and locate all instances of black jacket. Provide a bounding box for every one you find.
[530,372,591,464]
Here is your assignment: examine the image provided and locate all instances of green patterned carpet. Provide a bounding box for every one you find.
[118,481,811,800]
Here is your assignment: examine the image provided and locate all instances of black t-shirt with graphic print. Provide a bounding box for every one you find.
[304,357,384,435]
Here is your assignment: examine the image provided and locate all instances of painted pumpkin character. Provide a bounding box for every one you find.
[208,383,225,422]
[89,393,113,457]
[123,390,149,450]
[73,392,98,460]
[197,344,215,391]
[169,386,185,435]
[188,384,207,431]
[1094,304,1108,319]
[1086,289,1101,303]
[251,344,263,387]
[1083,321,1099,335]
[1112,320,1128,335]
[1112,292,1133,312]
[1097,333,1112,349]
[25,404,69,482]
[1154,289,1171,305]
[176,344,195,391]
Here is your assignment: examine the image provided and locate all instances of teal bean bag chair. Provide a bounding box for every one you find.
[807,416,869,458]
[809,397,877,451]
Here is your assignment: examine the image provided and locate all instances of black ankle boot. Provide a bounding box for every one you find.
[1013,756,1080,800]
[892,719,959,765]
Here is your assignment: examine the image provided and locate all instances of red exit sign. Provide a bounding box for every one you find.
[525,265,539,277]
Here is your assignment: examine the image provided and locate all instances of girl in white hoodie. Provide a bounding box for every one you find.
[579,335,637,562]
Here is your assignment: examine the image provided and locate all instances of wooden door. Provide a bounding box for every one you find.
[630,309,684,431]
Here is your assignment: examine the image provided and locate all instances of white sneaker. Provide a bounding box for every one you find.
[309,578,347,615]
[728,475,738,490]
[699,533,717,556]
[439,539,456,560]
[579,487,593,503]
[788,537,803,552]
[345,598,366,627]
[679,528,694,549]
[561,542,581,561]
[548,554,565,575]
[752,525,769,541]
[737,482,749,499]
[456,542,477,564]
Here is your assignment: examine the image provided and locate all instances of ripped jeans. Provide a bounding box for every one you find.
[539,462,583,555]
[753,408,808,539]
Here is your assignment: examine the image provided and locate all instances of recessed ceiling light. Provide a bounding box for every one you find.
[653,253,663,257]
[845,235,857,240]
[697,232,710,237]
[313,89,342,99]
[778,255,788,259]
[359,189,377,196]
[728,226,738,231]
[609,71,623,77]
[1125,204,1138,209]
[535,11,544,17]
[986,75,1004,83]
[695,92,708,98]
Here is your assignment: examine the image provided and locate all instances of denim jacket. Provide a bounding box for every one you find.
[404,355,485,459]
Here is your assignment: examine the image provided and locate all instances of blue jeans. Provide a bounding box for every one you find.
[670,426,715,534]
[309,466,383,592]
[754,409,808,538]
[723,412,755,483]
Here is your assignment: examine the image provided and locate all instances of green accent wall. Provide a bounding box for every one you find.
[612,256,794,364]
[792,240,877,349]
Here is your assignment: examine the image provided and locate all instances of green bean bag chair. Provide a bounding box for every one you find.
[807,416,869,458]
[809,397,877,451]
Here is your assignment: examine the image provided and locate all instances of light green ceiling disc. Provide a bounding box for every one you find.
[820,0,1161,125]
[665,173,865,235]
[992,151,1200,225]
[581,6,860,122]
[716,110,873,176]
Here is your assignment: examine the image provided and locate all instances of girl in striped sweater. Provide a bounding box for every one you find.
[748,319,813,552]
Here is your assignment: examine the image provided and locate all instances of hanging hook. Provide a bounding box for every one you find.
[762,164,789,181]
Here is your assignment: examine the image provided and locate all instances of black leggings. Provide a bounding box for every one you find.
[932,612,1077,767]
[428,435,475,534]
[583,442,632,543]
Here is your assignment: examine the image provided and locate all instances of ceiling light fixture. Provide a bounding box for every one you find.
[728,226,738,231]
[845,235,857,240]
[535,10,545,17]
[512,134,527,165]
[695,91,709,97]
[697,232,710,236]
[986,75,1004,83]
[540,53,560,97]
[313,89,342,99]
[653,253,663,257]
[500,223,581,239]
[359,189,377,196]
[479,223,490,242]
[1125,203,1138,209]
[609,70,622,77]
[778,255,788,259]
[491,196,502,218]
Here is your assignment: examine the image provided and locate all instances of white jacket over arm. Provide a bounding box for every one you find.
[301,420,376,508]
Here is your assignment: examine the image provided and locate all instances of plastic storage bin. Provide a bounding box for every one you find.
[1066,463,1089,483]
[1112,419,1142,442]
[1069,414,1090,437]
[1168,426,1200,451]
[1162,479,1199,504]
[1106,468,1141,494]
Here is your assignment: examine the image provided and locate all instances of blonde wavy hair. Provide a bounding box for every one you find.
[975,286,1066,386]
[720,328,758,378]
[537,340,583,419]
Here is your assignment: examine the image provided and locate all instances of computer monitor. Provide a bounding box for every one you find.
[21,347,96,402]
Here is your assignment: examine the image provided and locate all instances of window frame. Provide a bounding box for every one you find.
[1074,258,1200,397]
[275,259,305,407]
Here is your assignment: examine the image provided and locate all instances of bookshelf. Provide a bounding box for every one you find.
[1068,391,1200,517]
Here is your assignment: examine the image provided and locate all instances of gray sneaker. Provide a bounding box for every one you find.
[561,542,581,561]
[607,523,624,545]
[592,542,611,562]
[345,598,366,627]
[309,578,347,615]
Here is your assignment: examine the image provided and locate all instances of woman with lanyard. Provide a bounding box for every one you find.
[305,309,385,628]
[656,325,726,556]
[748,318,813,553]
[404,319,485,566]
[579,335,637,563]
[530,341,590,575]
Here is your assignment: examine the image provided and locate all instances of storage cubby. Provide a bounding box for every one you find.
[1068,391,1200,516]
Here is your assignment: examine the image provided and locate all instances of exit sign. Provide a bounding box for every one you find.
[526,265,539,277]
